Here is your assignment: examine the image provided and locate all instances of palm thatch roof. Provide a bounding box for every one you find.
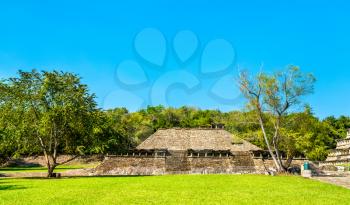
[136,128,261,152]
[230,135,261,152]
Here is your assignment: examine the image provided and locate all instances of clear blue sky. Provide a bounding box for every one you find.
[0,0,349,118]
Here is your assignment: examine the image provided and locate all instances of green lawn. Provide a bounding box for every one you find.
[0,175,349,205]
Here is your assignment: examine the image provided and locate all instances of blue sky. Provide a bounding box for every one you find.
[0,0,349,118]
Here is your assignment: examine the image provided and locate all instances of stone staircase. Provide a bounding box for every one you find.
[165,150,190,173]
[231,152,256,173]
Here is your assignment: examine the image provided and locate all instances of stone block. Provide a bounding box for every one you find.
[302,170,312,178]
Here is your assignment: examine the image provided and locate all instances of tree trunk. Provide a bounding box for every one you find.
[47,160,59,178]
[283,156,294,170]
[47,165,56,178]
[44,153,58,178]
[272,139,286,172]
[42,151,53,178]
[258,115,282,172]
[37,136,57,178]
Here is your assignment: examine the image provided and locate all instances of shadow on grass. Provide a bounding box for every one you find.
[0,167,79,172]
[67,175,153,179]
[0,184,26,191]
[0,181,27,191]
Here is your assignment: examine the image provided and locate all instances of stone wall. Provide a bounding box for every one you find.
[95,156,166,175]
[94,152,308,175]
[188,157,232,174]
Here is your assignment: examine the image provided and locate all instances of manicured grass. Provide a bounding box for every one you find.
[0,175,349,205]
[0,164,98,173]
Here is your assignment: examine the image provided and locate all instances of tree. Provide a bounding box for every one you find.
[90,109,133,154]
[238,66,316,172]
[0,96,39,162]
[282,106,332,162]
[0,70,98,177]
[323,115,350,144]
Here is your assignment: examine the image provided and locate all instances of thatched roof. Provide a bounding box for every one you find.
[137,128,261,152]
[230,135,261,152]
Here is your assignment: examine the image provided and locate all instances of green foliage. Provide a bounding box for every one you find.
[0,69,349,164]
[0,70,100,176]
[91,108,135,154]
[281,107,332,161]
[323,115,350,141]
[238,66,317,171]
[99,105,349,162]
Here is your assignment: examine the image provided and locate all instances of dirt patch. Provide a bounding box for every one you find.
[2,155,104,167]
[1,168,95,178]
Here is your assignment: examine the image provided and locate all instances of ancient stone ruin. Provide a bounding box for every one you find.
[320,129,350,167]
[95,128,304,175]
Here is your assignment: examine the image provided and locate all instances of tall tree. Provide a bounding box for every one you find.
[238,66,315,172]
[0,70,98,177]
